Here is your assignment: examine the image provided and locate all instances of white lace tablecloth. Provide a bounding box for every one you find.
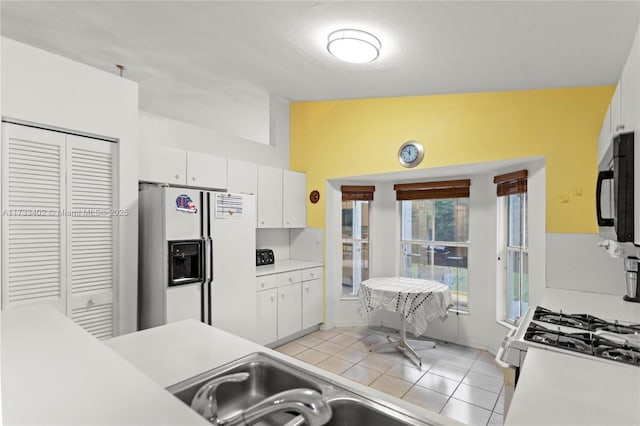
[357,277,453,336]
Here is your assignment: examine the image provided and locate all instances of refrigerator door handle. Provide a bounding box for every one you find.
[200,237,207,323]
[206,237,213,325]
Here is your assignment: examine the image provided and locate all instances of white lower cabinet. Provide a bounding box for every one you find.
[256,266,323,346]
[256,288,277,345]
[302,279,323,329]
[277,283,302,339]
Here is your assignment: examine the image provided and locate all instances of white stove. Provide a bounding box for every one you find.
[498,305,640,369]
[495,289,640,416]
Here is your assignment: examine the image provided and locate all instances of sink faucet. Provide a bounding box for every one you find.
[217,388,332,426]
[191,372,250,422]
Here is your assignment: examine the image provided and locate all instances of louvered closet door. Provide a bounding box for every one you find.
[1,124,67,313]
[66,135,117,340]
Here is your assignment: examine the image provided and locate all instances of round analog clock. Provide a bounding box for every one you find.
[398,140,424,168]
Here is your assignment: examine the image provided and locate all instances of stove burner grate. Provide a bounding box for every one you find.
[532,306,640,334]
[524,320,640,366]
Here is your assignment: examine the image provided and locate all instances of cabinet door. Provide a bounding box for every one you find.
[139,145,186,185]
[282,170,307,228]
[621,29,640,133]
[228,159,258,194]
[277,282,302,339]
[1,124,67,314]
[610,82,623,135]
[302,278,323,329]
[187,151,227,190]
[257,165,283,228]
[256,288,278,345]
[66,134,117,339]
[598,106,612,164]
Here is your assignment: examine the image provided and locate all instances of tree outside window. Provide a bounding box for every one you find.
[400,198,470,312]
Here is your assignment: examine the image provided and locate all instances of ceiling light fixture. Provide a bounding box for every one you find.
[327,29,381,64]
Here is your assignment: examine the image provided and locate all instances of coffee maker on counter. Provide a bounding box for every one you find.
[624,256,640,302]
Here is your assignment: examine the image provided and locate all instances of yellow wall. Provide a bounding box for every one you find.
[290,86,613,233]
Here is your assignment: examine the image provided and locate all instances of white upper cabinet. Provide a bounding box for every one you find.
[598,27,640,164]
[598,105,612,164]
[610,82,622,136]
[257,165,283,228]
[139,146,227,190]
[228,159,258,194]
[139,145,186,185]
[186,151,227,189]
[283,170,307,228]
[621,29,640,134]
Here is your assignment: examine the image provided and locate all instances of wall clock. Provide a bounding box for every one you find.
[309,190,320,204]
[398,140,424,168]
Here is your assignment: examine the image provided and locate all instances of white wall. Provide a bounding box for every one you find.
[290,228,324,262]
[1,37,139,335]
[138,94,290,170]
[546,233,627,295]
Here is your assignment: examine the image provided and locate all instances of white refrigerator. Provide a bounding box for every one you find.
[138,184,256,341]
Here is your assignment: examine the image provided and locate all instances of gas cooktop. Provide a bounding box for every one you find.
[524,307,640,366]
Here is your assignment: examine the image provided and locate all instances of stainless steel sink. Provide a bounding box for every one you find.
[324,397,420,426]
[167,352,442,426]
[168,354,322,424]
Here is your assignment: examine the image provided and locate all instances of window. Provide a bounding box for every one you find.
[395,180,470,312]
[341,186,374,296]
[495,170,528,323]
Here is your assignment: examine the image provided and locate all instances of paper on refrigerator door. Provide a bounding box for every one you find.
[215,193,244,219]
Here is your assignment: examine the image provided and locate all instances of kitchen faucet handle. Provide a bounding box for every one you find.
[191,372,250,422]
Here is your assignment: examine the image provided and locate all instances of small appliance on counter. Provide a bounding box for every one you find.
[256,249,275,266]
[624,256,640,303]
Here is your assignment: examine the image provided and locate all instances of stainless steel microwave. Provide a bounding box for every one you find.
[597,131,634,243]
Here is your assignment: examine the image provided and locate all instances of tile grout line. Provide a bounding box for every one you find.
[284,327,503,425]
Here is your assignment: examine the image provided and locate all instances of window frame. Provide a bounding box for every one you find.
[397,196,470,313]
[503,193,528,324]
[495,169,529,325]
[340,185,374,299]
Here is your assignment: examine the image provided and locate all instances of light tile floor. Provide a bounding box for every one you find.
[275,326,505,426]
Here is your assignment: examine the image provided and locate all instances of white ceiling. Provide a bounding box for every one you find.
[2,1,639,143]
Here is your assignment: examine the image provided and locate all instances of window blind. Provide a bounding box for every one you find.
[393,179,470,200]
[493,170,527,196]
[341,185,375,201]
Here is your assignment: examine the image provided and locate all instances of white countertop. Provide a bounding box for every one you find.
[506,347,640,426]
[1,303,459,426]
[256,258,323,276]
[505,289,640,426]
[542,288,640,323]
[1,305,208,426]
[106,318,461,426]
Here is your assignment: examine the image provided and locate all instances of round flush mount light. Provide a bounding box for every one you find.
[327,29,381,63]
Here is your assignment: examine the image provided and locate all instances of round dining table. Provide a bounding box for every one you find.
[357,277,453,367]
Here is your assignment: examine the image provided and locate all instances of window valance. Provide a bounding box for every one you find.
[393,179,470,200]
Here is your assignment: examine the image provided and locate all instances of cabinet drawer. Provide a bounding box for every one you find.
[302,267,323,282]
[256,275,277,291]
[276,270,302,286]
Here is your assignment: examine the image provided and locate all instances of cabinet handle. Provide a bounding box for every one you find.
[192,176,196,181]
[281,294,285,299]
[310,273,314,277]
[289,277,292,282]
[261,283,265,288]
[175,174,180,180]
[616,124,625,132]
[306,287,309,292]
[270,296,275,302]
